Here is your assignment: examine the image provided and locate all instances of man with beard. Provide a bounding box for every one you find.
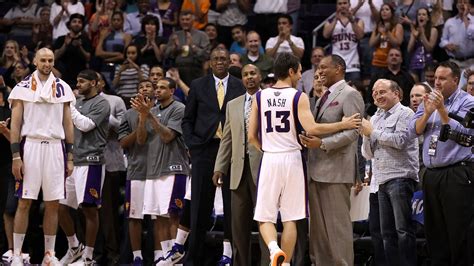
[59,69,110,265]
[50,0,85,41]
[133,78,189,265]
[8,48,75,265]
[53,13,92,88]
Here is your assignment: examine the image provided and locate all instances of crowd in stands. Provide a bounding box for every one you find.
[1,0,473,100]
[0,0,473,265]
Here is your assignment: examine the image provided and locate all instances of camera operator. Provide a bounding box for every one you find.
[409,61,474,265]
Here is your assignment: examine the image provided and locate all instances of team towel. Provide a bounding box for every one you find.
[8,71,75,105]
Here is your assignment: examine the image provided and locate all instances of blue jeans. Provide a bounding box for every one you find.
[369,192,387,266]
[378,178,417,266]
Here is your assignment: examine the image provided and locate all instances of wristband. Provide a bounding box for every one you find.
[65,143,74,153]
[12,157,22,161]
[10,142,20,154]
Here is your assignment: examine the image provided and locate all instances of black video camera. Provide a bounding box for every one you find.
[439,108,473,148]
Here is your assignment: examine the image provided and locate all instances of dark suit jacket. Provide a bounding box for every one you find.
[182,74,246,150]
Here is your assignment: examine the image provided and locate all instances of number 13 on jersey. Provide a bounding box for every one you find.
[264,110,291,133]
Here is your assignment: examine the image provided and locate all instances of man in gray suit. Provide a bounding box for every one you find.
[299,55,365,266]
[212,64,269,266]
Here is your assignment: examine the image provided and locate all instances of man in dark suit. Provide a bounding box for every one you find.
[182,47,245,265]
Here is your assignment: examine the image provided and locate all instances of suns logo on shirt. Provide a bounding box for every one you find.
[89,188,99,199]
[175,199,183,209]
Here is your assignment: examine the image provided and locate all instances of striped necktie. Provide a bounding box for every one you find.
[244,96,252,153]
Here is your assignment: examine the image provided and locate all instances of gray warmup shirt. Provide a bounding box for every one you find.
[146,101,190,179]
[118,109,148,180]
[74,94,110,165]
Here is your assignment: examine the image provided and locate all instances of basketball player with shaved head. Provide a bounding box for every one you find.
[8,48,75,265]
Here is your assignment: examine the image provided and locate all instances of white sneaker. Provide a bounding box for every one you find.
[42,251,61,266]
[270,249,286,266]
[164,243,185,264]
[22,253,30,264]
[11,254,23,266]
[70,257,95,266]
[2,250,13,263]
[155,258,171,265]
[60,243,85,264]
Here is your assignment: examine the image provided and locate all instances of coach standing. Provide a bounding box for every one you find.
[300,55,364,265]
[182,47,245,265]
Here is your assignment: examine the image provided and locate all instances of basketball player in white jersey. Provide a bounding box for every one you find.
[323,0,364,81]
[248,52,361,266]
[8,48,75,266]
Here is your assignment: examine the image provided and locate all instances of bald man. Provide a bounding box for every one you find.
[213,64,269,265]
[8,48,75,265]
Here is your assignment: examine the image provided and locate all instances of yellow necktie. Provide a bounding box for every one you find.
[217,80,224,109]
[215,80,225,138]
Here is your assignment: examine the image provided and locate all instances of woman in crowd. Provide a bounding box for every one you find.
[132,15,166,68]
[157,0,178,41]
[369,3,404,76]
[205,23,225,51]
[0,41,20,77]
[89,0,120,49]
[33,6,54,49]
[395,0,425,64]
[112,44,149,108]
[96,11,132,87]
[422,0,444,27]
[407,7,438,82]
